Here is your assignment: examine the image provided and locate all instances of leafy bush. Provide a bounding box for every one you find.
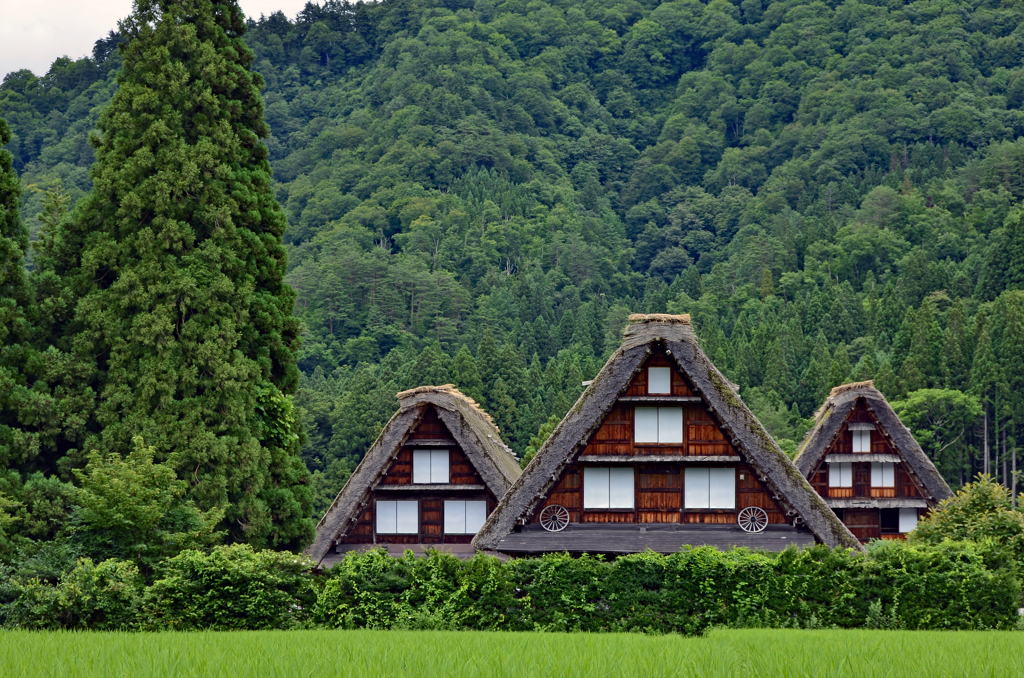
[0,558,142,629]
[143,544,317,630]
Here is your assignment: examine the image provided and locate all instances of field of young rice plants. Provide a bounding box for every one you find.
[1,628,1022,677]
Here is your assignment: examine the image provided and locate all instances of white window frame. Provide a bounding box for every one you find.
[871,462,895,488]
[852,430,871,453]
[413,449,449,484]
[376,500,418,534]
[634,407,683,444]
[828,462,853,488]
[648,367,672,394]
[898,508,918,533]
[443,500,488,534]
[583,467,634,509]
[684,467,735,509]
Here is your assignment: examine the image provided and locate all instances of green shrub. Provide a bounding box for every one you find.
[0,558,143,629]
[143,544,316,630]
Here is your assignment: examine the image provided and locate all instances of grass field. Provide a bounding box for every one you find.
[1,628,1022,677]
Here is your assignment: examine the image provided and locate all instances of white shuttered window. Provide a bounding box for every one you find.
[648,367,671,394]
[413,449,449,484]
[583,467,634,509]
[684,468,736,509]
[828,462,853,487]
[444,500,487,534]
[871,462,895,487]
[852,430,871,452]
[377,500,418,534]
[899,508,918,533]
[634,407,683,443]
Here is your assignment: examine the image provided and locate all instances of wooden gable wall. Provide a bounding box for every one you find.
[533,351,787,526]
[341,406,495,546]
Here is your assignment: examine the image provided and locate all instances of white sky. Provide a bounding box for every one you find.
[0,1,313,78]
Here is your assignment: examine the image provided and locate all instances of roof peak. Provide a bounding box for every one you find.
[627,313,691,324]
[396,384,494,425]
[828,380,875,398]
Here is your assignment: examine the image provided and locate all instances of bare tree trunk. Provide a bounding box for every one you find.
[983,407,989,476]
[1002,429,1008,490]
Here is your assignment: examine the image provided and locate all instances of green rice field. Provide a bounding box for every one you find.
[1,628,1022,677]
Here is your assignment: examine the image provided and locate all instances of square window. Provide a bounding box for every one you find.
[828,462,852,488]
[648,367,671,394]
[377,500,418,534]
[871,462,894,487]
[685,468,735,509]
[583,467,634,509]
[443,500,488,534]
[635,407,683,443]
[413,449,449,484]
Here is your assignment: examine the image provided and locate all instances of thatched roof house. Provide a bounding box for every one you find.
[473,315,861,555]
[306,385,521,566]
[794,381,952,542]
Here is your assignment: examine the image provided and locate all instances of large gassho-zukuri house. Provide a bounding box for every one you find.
[794,381,953,543]
[473,314,861,556]
[306,385,522,567]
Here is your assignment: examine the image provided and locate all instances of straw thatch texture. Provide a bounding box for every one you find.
[473,317,862,551]
[794,382,952,504]
[305,386,520,564]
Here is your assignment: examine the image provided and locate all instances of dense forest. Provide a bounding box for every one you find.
[3,0,1024,532]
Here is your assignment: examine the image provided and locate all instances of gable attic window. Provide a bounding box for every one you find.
[583,467,634,509]
[444,500,487,534]
[684,467,735,509]
[850,422,874,452]
[413,449,449,483]
[635,407,683,443]
[648,367,671,394]
[377,500,418,534]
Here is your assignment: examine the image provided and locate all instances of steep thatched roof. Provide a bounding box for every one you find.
[473,315,862,552]
[305,385,520,564]
[795,381,953,504]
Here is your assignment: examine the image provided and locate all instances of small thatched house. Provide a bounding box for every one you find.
[306,385,521,567]
[473,315,861,556]
[794,381,953,542]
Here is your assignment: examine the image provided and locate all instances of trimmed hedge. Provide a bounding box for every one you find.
[1,541,1020,632]
[314,541,1021,633]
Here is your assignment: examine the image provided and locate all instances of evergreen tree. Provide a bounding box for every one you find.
[827,343,852,389]
[450,345,484,404]
[405,341,451,387]
[853,340,878,382]
[905,298,942,386]
[43,0,310,548]
[760,269,775,299]
[876,281,906,346]
[874,359,899,399]
[475,330,500,408]
[762,339,793,403]
[889,308,915,374]
[970,320,999,476]
[489,377,520,452]
[942,300,971,390]
[556,309,575,350]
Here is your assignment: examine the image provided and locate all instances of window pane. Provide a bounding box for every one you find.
[841,462,852,487]
[430,449,449,484]
[444,500,466,534]
[377,500,397,534]
[413,450,431,484]
[899,508,918,533]
[853,430,870,453]
[658,408,683,443]
[871,462,882,486]
[609,468,634,509]
[684,468,710,509]
[465,501,488,533]
[648,367,671,394]
[883,463,894,487]
[830,462,852,487]
[583,467,610,508]
[396,501,418,534]
[709,467,735,509]
[635,407,659,443]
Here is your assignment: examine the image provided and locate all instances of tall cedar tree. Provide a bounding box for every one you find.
[47,0,310,548]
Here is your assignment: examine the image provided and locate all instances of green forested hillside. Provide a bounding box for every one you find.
[4,0,1024,519]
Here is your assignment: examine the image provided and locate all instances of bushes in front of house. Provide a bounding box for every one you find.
[1,540,1020,633]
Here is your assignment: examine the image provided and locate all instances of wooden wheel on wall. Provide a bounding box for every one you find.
[539,505,570,532]
[737,507,769,533]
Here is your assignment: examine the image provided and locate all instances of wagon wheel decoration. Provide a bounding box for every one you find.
[539,504,570,532]
[737,507,769,533]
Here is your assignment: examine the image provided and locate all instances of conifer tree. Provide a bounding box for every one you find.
[405,341,451,387]
[44,0,310,548]
[762,339,793,403]
[489,377,520,451]
[876,281,906,346]
[905,298,942,386]
[942,300,971,390]
[475,330,500,407]
[970,320,999,476]
[853,340,878,382]
[827,343,852,389]
[874,359,898,399]
[451,345,484,403]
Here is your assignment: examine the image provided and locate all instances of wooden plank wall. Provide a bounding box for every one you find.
[340,405,494,546]
[532,351,786,526]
